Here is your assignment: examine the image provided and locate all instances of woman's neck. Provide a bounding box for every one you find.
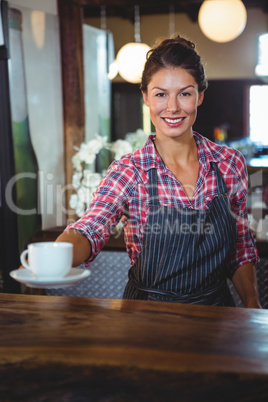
[154,133,198,168]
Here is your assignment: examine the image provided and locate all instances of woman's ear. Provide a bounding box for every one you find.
[142,91,149,107]
[197,91,204,107]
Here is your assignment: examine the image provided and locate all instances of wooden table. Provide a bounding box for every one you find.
[0,294,268,401]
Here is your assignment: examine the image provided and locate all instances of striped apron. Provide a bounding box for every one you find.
[123,163,238,306]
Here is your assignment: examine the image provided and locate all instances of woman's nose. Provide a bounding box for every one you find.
[166,95,180,112]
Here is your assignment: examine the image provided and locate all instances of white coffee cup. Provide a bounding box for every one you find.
[20,242,73,279]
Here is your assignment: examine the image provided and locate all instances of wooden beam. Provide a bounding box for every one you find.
[57,0,85,223]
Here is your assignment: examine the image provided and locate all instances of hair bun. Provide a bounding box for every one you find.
[173,34,195,50]
[141,34,208,93]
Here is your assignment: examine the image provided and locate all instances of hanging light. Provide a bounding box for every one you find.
[108,59,119,80]
[117,5,150,83]
[198,0,247,43]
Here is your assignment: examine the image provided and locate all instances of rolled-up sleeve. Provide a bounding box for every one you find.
[227,151,259,277]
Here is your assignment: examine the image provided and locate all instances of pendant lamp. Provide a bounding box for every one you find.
[117,5,150,83]
[108,59,119,80]
[198,0,247,43]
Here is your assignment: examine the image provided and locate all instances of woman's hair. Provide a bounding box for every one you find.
[141,34,208,93]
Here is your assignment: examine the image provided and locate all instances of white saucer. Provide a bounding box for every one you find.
[10,268,91,289]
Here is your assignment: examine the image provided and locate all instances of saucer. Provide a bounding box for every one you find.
[10,268,91,289]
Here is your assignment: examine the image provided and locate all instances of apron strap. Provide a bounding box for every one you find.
[211,162,228,194]
[148,168,159,207]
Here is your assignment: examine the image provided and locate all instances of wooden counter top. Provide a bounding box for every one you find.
[0,293,268,400]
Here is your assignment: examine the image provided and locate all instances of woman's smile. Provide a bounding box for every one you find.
[162,116,186,127]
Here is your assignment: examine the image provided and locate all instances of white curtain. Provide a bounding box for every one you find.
[83,24,113,142]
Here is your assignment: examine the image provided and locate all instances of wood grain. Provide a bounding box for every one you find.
[0,293,268,400]
[57,0,85,222]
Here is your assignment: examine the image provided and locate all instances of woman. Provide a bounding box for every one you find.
[57,35,261,308]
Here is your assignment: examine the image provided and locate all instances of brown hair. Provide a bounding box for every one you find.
[141,34,208,93]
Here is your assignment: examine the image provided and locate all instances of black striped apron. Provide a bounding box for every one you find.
[123,163,238,306]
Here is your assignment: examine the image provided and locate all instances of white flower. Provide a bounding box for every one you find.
[72,153,82,171]
[78,142,97,164]
[82,171,102,188]
[111,139,132,160]
[76,187,87,203]
[78,135,108,165]
[76,200,87,217]
[125,129,148,151]
[69,193,78,210]
[69,191,88,217]
[77,185,95,205]
[96,134,109,149]
[72,172,82,189]
[85,189,95,205]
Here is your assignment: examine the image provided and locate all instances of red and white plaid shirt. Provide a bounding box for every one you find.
[67,132,259,275]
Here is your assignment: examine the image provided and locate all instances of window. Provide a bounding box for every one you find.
[255,33,268,78]
[249,85,268,145]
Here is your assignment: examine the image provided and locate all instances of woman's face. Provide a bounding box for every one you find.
[142,67,204,141]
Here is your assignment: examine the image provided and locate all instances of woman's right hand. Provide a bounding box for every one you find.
[56,229,92,267]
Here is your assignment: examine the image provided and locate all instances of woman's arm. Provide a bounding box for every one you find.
[227,150,261,308]
[56,229,92,267]
[231,262,262,308]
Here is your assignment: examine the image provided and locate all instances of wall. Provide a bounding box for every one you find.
[9,0,66,230]
[85,7,268,80]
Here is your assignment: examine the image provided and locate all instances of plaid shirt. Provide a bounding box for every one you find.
[67,132,259,275]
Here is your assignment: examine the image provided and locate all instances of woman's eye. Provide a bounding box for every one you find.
[156,93,165,97]
[180,92,191,97]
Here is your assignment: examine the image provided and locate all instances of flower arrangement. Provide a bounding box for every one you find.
[69,129,150,217]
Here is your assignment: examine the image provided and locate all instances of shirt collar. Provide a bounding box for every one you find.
[194,131,234,171]
[133,134,163,171]
[133,132,230,172]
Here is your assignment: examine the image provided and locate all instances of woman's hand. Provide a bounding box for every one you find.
[232,263,262,308]
[56,229,92,267]
[245,297,262,309]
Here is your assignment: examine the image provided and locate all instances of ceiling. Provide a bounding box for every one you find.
[80,0,268,22]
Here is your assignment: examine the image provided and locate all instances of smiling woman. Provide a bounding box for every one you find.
[57,34,261,309]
